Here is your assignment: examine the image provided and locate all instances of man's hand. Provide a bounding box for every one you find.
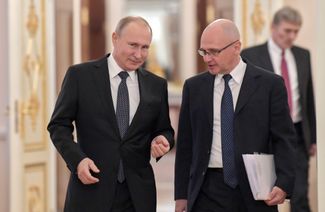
[309,144,317,156]
[175,199,187,212]
[264,186,286,206]
[77,158,100,185]
[151,135,170,158]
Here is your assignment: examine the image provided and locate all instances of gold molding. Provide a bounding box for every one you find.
[242,0,273,47]
[22,0,42,132]
[24,163,47,212]
[250,0,265,42]
[206,0,216,23]
[20,0,48,151]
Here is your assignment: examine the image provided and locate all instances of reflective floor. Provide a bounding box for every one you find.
[152,149,175,212]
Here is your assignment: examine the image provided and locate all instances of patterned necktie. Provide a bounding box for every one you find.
[116,71,129,183]
[281,50,293,114]
[221,74,238,188]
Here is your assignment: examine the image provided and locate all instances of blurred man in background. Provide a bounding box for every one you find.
[241,6,316,212]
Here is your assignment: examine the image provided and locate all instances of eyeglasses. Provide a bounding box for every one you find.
[198,40,239,57]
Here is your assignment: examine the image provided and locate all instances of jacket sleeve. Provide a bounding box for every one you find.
[305,51,317,145]
[174,81,192,200]
[270,76,296,196]
[152,80,175,151]
[47,67,87,173]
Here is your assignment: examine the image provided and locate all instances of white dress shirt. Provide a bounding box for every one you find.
[268,38,302,123]
[107,55,140,124]
[208,58,247,168]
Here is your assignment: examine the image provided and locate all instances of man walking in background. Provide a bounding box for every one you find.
[241,6,316,212]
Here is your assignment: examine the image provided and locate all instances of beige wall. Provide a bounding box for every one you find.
[315,0,325,211]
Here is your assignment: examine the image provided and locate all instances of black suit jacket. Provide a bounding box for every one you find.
[48,54,174,212]
[241,42,316,150]
[175,61,296,212]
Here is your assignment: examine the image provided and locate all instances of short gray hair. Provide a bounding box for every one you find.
[115,16,152,36]
[272,6,302,26]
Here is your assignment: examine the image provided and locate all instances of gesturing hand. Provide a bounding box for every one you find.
[151,135,170,158]
[77,158,100,185]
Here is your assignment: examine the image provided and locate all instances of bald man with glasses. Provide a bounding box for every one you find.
[174,19,296,212]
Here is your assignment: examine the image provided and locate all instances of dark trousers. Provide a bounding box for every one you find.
[290,122,311,212]
[192,168,248,212]
[110,181,136,212]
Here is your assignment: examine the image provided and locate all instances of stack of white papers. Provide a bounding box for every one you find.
[242,154,276,200]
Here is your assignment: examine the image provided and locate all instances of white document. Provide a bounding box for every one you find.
[242,154,276,200]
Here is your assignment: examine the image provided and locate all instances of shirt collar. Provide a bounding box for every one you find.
[216,58,246,85]
[108,55,137,81]
[268,37,289,55]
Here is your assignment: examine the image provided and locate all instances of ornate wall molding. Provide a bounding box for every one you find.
[240,0,283,47]
[24,163,47,212]
[20,0,48,151]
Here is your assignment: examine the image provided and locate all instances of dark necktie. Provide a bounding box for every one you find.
[116,71,129,183]
[281,50,292,114]
[221,74,238,188]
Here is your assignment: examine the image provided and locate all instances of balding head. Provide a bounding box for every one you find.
[115,16,152,37]
[199,19,241,75]
[202,19,240,43]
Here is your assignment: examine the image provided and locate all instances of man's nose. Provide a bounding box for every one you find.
[288,32,298,41]
[203,54,213,63]
[134,48,142,58]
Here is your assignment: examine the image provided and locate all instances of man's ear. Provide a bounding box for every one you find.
[112,32,118,44]
[235,41,242,53]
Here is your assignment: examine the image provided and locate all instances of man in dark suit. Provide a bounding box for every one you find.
[241,7,316,212]
[48,16,174,212]
[174,19,296,212]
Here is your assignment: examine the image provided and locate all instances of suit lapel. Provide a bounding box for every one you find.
[260,43,275,72]
[203,73,216,129]
[291,47,304,94]
[235,64,259,115]
[92,55,120,138]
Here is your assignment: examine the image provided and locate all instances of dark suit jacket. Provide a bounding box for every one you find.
[241,42,316,150]
[48,54,174,212]
[175,61,296,212]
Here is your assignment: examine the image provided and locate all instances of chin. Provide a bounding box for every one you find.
[132,63,144,69]
[208,69,220,75]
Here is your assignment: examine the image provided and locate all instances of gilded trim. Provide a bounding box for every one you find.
[24,163,47,212]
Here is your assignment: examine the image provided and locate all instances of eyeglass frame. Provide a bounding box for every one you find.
[198,40,239,57]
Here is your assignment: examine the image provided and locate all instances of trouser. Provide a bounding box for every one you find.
[110,181,136,212]
[290,122,311,212]
[192,168,248,212]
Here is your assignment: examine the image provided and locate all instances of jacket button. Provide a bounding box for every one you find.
[202,171,205,176]
[207,150,210,154]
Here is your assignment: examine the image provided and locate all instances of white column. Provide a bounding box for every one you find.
[8,0,23,211]
[73,0,81,64]
[47,0,57,211]
[316,0,325,211]
[179,0,197,81]
[105,0,126,52]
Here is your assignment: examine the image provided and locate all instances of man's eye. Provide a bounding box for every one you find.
[210,49,220,54]
[129,43,137,48]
